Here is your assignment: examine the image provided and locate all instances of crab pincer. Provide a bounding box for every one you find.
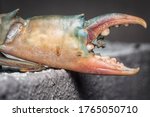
[0,9,147,75]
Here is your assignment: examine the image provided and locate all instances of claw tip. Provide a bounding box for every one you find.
[143,21,147,28]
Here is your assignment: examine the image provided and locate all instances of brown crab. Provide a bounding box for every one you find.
[0,9,147,75]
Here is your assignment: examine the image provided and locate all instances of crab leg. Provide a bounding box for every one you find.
[0,9,20,45]
[0,53,46,72]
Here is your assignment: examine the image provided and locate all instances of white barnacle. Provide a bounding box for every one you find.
[101,28,110,36]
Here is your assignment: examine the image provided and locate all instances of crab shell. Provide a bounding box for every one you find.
[0,9,147,75]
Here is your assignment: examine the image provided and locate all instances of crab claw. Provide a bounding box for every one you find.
[73,55,140,75]
[76,13,147,75]
[85,13,147,43]
[0,12,146,75]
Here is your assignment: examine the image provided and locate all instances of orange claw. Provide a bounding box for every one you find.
[0,10,147,75]
[71,56,140,75]
[85,13,147,43]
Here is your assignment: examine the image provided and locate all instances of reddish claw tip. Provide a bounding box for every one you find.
[73,55,140,76]
[85,13,147,42]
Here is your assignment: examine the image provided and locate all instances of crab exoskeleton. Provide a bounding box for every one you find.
[0,9,147,75]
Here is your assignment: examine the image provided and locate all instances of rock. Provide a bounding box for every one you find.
[0,42,150,100]
[0,69,79,99]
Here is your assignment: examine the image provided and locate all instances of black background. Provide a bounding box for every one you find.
[0,0,149,42]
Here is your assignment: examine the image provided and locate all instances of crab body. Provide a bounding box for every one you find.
[0,9,147,75]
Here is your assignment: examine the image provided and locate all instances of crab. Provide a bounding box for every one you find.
[0,9,147,75]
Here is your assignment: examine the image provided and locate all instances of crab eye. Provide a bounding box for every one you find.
[6,22,23,43]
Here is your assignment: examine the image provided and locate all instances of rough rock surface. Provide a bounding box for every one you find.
[0,69,79,99]
[0,42,150,100]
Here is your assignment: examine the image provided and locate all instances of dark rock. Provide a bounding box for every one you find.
[0,69,79,99]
